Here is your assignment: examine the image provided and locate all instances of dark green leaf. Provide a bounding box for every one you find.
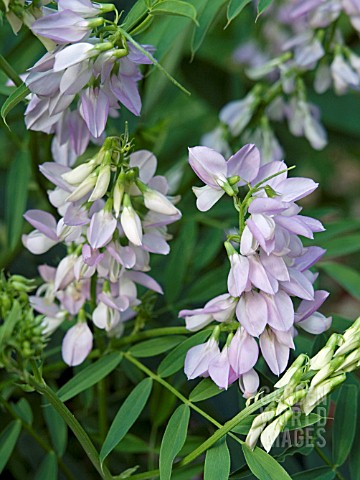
[128,335,186,357]
[276,444,314,462]
[122,0,149,32]
[159,404,190,480]
[191,0,227,56]
[100,378,153,463]
[157,329,211,377]
[192,227,224,272]
[231,416,256,435]
[204,437,230,480]
[186,266,227,303]
[0,420,21,473]
[115,433,153,454]
[227,0,251,25]
[189,378,224,402]
[5,151,31,250]
[12,398,32,425]
[242,443,292,480]
[323,234,360,258]
[151,1,198,24]
[349,385,360,479]
[285,413,323,431]
[292,467,335,480]
[34,452,58,480]
[332,384,358,466]
[0,84,14,96]
[256,0,272,19]
[1,82,29,126]
[320,262,360,300]
[58,352,123,402]
[164,220,198,303]
[43,400,67,456]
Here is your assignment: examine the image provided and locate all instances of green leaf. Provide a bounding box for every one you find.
[5,151,31,250]
[122,0,149,32]
[349,385,360,478]
[128,335,186,357]
[285,413,323,431]
[323,234,360,258]
[58,352,123,402]
[292,467,335,480]
[204,437,230,480]
[332,384,358,466]
[186,266,227,303]
[189,378,224,402]
[0,299,21,347]
[231,416,257,435]
[157,329,211,377]
[319,262,360,300]
[192,227,224,272]
[1,82,29,126]
[100,378,153,463]
[0,420,21,473]
[151,1,198,24]
[0,84,14,96]
[191,0,226,56]
[34,452,58,480]
[12,398,33,425]
[256,0,272,19]
[164,220,198,303]
[226,0,251,25]
[159,404,190,480]
[242,444,292,480]
[43,400,67,456]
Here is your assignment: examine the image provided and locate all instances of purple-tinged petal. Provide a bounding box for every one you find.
[295,290,329,322]
[236,292,268,337]
[228,327,259,374]
[184,338,219,379]
[22,231,58,254]
[264,291,294,331]
[31,10,90,44]
[239,369,259,399]
[297,312,332,334]
[142,233,170,255]
[248,197,289,215]
[277,177,318,202]
[54,43,95,72]
[248,255,277,294]
[188,146,227,188]
[260,252,290,282]
[228,254,250,297]
[129,150,157,183]
[110,73,142,116]
[208,346,232,389]
[39,162,72,191]
[79,87,109,138]
[227,144,261,185]
[24,210,58,241]
[88,209,117,249]
[62,322,93,366]
[260,328,290,375]
[281,268,314,301]
[293,246,326,271]
[125,271,163,294]
[192,185,225,212]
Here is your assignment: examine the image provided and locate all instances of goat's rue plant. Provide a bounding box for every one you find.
[0,0,360,479]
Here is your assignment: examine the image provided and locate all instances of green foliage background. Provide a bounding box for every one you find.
[0,1,360,479]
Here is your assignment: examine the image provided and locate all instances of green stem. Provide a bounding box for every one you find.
[179,388,284,467]
[0,397,76,480]
[27,376,113,480]
[0,54,22,86]
[129,14,153,36]
[314,445,347,480]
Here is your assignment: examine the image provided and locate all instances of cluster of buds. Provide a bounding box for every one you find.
[0,272,45,370]
[181,143,331,397]
[22,0,154,165]
[246,318,360,452]
[203,0,360,162]
[23,134,181,366]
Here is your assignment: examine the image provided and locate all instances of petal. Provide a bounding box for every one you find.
[227,144,261,185]
[62,322,93,366]
[188,146,227,187]
[192,185,225,211]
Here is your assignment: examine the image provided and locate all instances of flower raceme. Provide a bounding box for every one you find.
[23,136,181,366]
[24,0,155,165]
[181,144,331,396]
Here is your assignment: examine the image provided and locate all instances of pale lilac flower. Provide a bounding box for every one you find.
[260,327,294,375]
[62,322,93,366]
[184,337,220,380]
[239,369,260,398]
[228,327,259,375]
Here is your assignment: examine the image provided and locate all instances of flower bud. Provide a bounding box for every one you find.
[120,194,143,246]
[302,374,346,415]
[113,172,126,218]
[89,163,111,201]
[62,160,97,185]
[310,333,343,371]
[275,354,308,388]
[334,333,360,357]
[276,387,308,416]
[143,189,180,216]
[245,407,277,450]
[260,409,293,452]
[335,347,360,373]
[66,173,97,202]
[310,356,345,389]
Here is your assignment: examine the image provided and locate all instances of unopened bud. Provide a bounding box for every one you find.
[260,409,293,452]
[310,356,345,388]
[335,347,360,373]
[245,407,276,450]
[66,173,97,202]
[89,164,111,201]
[310,333,343,371]
[62,160,97,185]
[113,173,126,218]
[275,354,308,388]
[276,387,308,416]
[302,374,346,415]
